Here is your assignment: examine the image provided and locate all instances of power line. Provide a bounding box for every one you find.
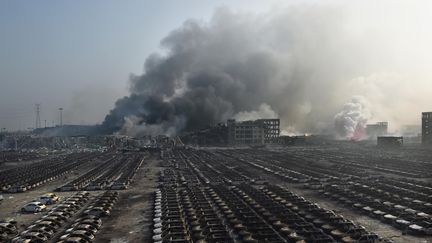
[35,104,41,129]
[59,107,63,126]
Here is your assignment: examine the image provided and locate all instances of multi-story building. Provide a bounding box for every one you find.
[366,122,388,139]
[422,112,432,145]
[227,119,280,145]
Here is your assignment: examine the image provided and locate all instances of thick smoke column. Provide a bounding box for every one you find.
[334,96,371,140]
[102,6,353,136]
[102,4,432,137]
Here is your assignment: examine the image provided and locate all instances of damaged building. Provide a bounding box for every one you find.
[366,122,388,139]
[180,124,228,146]
[227,119,280,145]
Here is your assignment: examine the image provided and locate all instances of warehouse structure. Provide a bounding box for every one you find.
[377,136,403,147]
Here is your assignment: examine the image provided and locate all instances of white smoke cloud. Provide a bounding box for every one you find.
[334,96,371,139]
[346,73,430,130]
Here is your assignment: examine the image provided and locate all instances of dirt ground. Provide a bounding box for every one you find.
[94,156,161,243]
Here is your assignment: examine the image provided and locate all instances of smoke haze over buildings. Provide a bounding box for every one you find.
[99,2,432,137]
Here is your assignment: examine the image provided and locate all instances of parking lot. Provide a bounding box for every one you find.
[1,144,432,242]
[150,145,432,243]
[0,151,149,242]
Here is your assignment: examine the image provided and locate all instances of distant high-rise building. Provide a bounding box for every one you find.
[422,112,432,145]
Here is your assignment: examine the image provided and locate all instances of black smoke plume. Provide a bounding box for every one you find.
[101,4,432,137]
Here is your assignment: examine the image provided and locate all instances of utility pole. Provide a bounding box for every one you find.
[35,104,41,129]
[59,108,63,126]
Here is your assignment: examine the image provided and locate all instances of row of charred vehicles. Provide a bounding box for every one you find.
[57,153,144,192]
[1,152,144,194]
[216,148,432,238]
[0,153,100,193]
[151,148,390,243]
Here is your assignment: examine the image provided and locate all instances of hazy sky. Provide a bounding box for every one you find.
[1,0,431,133]
[0,0,287,130]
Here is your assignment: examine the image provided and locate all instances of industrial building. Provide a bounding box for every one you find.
[227,118,280,145]
[180,124,228,146]
[377,136,403,147]
[422,112,432,145]
[366,122,388,139]
[33,125,98,137]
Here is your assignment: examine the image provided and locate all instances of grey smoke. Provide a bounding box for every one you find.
[234,103,278,122]
[102,4,432,137]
